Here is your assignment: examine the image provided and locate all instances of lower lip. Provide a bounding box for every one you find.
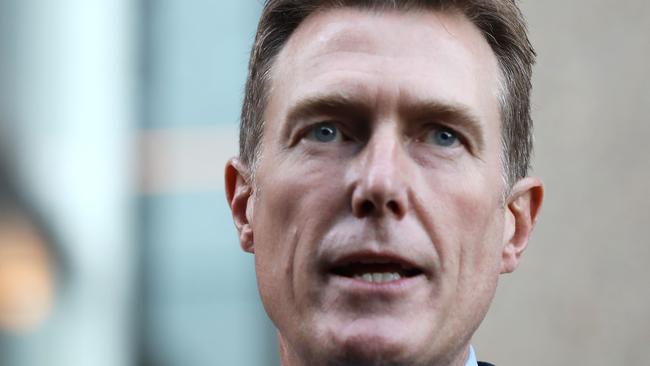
[328,273,426,293]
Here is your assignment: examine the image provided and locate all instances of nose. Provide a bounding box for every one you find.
[350,128,409,219]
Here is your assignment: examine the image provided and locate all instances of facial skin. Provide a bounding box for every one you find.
[226,7,543,366]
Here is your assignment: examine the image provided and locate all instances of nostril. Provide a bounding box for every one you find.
[360,201,375,216]
[386,201,401,216]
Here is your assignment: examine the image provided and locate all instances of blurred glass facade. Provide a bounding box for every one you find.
[0,1,274,365]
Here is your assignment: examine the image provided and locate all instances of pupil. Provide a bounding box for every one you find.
[435,130,456,146]
[316,124,337,142]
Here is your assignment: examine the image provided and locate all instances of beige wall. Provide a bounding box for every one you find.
[474,1,650,364]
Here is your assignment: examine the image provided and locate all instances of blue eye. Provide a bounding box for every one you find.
[309,122,340,143]
[429,128,458,147]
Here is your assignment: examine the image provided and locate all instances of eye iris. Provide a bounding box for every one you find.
[434,130,457,146]
[315,124,337,142]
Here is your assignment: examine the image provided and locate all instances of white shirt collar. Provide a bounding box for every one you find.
[465,345,479,366]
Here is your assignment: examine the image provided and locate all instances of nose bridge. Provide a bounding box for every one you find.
[363,126,401,184]
[351,124,409,218]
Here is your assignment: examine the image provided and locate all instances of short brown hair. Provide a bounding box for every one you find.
[240,0,535,186]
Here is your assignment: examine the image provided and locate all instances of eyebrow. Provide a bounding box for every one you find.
[286,92,372,126]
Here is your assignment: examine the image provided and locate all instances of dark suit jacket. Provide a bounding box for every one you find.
[478,362,495,366]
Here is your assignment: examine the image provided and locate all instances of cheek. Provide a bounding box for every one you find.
[447,179,505,293]
[253,157,347,248]
[251,155,348,310]
[427,174,504,320]
[425,168,504,270]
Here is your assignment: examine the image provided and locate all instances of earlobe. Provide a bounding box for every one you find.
[225,157,255,253]
[500,176,544,274]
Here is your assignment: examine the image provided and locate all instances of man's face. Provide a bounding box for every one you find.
[227,7,540,366]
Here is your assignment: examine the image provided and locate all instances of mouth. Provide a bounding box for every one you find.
[329,255,424,284]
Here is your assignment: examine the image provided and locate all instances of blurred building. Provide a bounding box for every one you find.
[0,150,58,336]
[0,1,274,365]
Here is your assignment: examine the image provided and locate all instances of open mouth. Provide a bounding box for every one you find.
[330,259,423,284]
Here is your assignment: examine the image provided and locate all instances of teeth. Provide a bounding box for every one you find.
[354,272,402,283]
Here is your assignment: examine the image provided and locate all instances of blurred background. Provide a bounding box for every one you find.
[0,1,647,366]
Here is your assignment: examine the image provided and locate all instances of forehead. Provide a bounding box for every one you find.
[265,6,501,136]
[281,6,494,64]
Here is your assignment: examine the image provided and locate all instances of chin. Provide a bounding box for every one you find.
[335,337,409,366]
[324,319,425,366]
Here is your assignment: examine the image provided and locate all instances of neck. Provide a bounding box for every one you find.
[278,334,307,366]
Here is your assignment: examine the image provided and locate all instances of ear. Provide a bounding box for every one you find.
[225,157,255,253]
[500,176,544,274]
